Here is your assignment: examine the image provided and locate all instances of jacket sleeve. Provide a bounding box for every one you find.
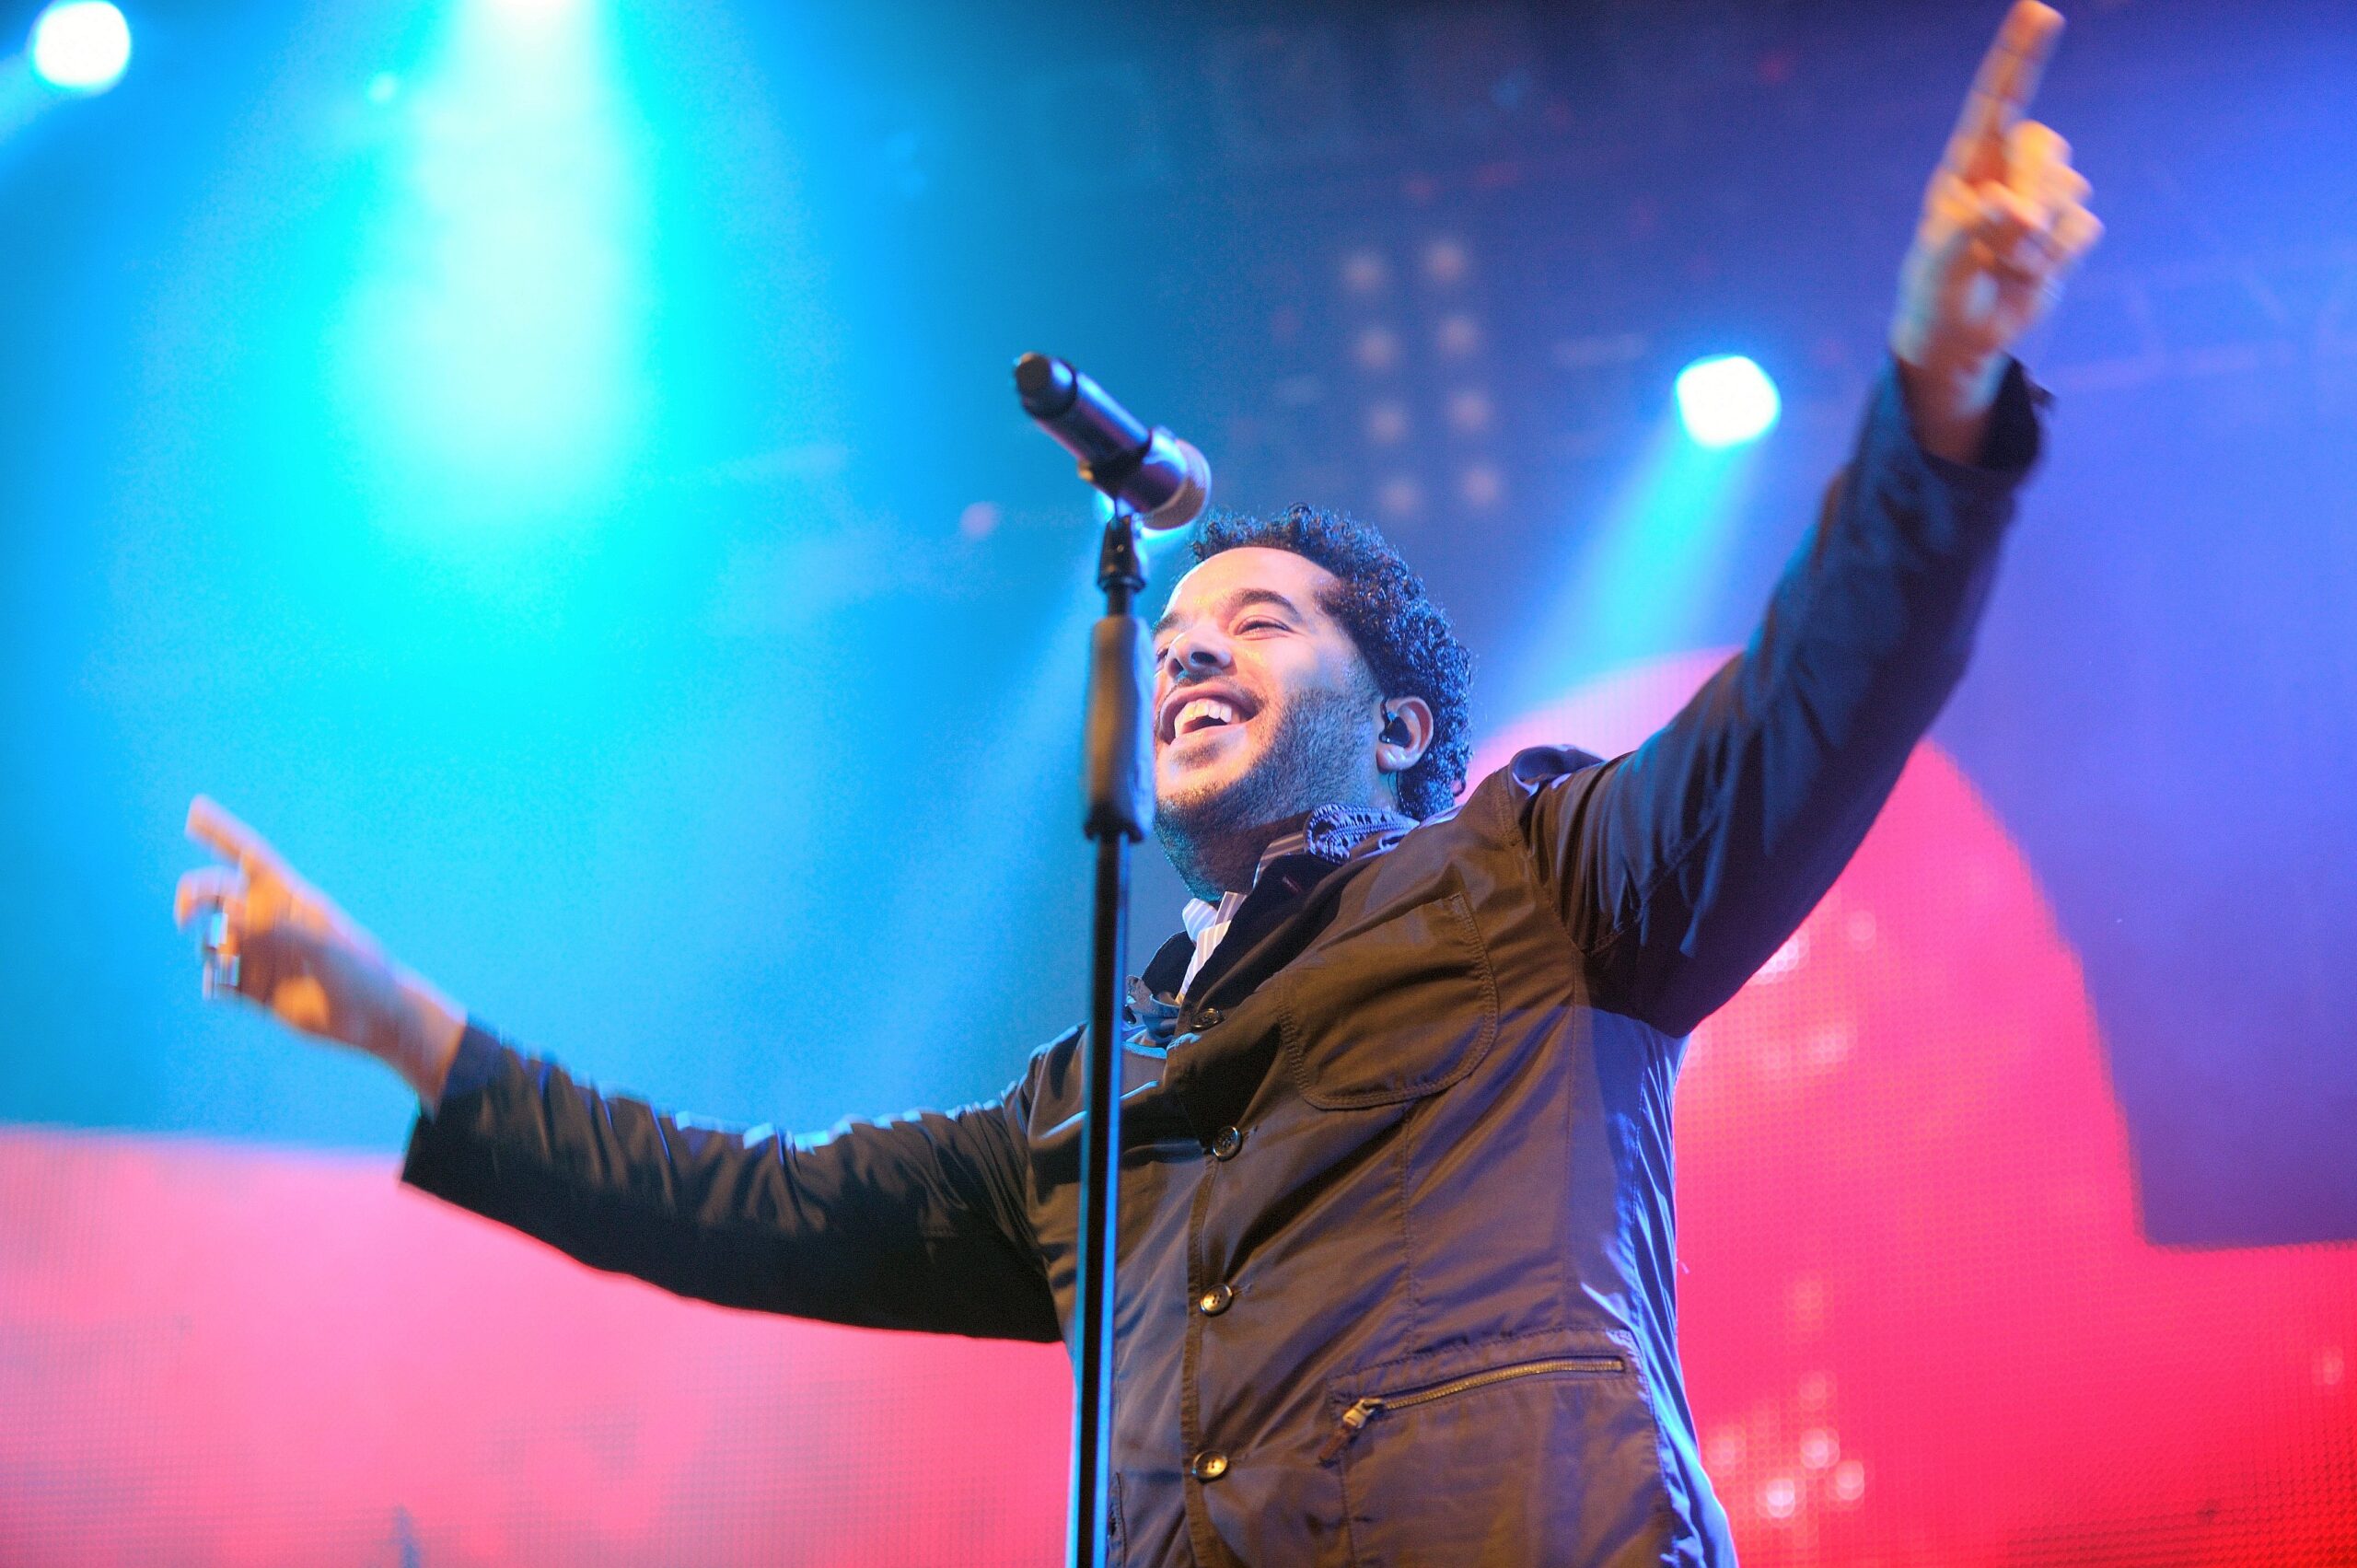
[400,1021,1063,1342]
[1520,359,2041,1038]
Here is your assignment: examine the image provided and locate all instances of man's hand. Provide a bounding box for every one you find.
[1891,1,2102,463]
[173,796,465,1109]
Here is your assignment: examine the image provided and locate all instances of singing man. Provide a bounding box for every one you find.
[176,6,2099,1562]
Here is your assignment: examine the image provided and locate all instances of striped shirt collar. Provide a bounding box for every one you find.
[1176,803,1418,995]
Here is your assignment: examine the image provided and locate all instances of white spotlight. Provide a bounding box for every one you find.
[29,2,133,96]
[1675,354,1781,447]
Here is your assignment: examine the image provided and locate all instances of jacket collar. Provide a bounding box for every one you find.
[1146,803,1417,1005]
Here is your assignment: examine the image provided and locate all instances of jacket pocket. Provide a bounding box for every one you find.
[1277,881,1499,1109]
[1318,1354,1626,1464]
[1321,1351,1674,1568]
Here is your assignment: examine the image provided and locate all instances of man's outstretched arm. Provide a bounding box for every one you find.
[402,1025,1059,1340]
[172,797,1060,1342]
[1521,3,2101,1037]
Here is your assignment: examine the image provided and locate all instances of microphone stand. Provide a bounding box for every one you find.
[1073,492,1149,1568]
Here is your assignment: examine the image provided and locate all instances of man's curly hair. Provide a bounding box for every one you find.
[1191,505,1473,819]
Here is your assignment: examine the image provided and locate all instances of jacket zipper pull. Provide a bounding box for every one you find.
[1316,1398,1383,1465]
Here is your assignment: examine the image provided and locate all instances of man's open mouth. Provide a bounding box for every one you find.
[1175,697,1240,737]
[1160,687,1259,744]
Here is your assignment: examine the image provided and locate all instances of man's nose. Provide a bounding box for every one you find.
[1164,628,1232,679]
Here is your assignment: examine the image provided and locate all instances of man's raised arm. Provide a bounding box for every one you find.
[402,1027,1059,1340]
[173,797,1061,1343]
[1519,3,2101,1038]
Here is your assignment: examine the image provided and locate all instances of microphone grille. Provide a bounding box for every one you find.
[1139,438,1212,532]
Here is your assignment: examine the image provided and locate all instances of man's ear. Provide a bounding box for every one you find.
[1374,695,1435,777]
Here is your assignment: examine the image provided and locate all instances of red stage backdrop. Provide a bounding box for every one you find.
[5,651,2351,1565]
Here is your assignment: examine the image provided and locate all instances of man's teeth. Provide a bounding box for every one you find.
[1177,697,1238,735]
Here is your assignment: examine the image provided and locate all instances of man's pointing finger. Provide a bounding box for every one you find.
[1945,2,2065,184]
[185,795,286,879]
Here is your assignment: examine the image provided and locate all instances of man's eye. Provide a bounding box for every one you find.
[1237,618,1283,633]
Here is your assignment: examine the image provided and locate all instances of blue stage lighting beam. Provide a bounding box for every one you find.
[335,0,646,521]
[1504,417,1763,715]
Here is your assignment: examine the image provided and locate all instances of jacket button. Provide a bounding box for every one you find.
[1190,1449,1229,1482]
[1209,1125,1245,1161]
[1196,1283,1235,1316]
[1196,1006,1224,1029]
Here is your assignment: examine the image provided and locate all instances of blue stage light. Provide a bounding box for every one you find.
[1675,354,1781,447]
[29,2,133,95]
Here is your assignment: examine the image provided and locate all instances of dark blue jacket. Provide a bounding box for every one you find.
[404,364,2038,1566]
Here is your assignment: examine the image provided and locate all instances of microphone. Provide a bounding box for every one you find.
[1015,354,1211,531]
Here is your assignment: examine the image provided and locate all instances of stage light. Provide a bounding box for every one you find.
[1434,312,1482,357]
[29,2,132,95]
[1446,387,1492,433]
[1341,250,1388,296]
[1675,354,1781,447]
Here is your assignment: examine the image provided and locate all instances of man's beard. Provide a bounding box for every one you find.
[1154,682,1373,898]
